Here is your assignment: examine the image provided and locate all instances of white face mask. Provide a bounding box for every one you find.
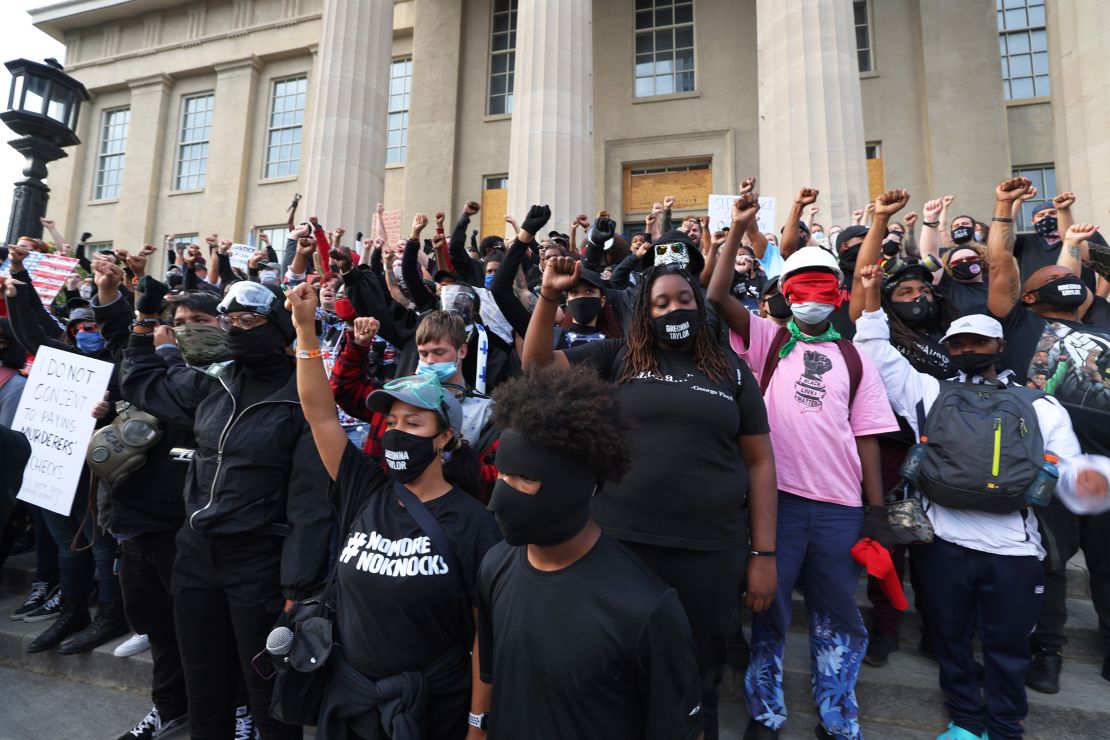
[789,301,835,325]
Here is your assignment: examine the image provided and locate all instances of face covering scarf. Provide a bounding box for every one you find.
[173,323,229,366]
[782,272,844,308]
[1035,277,1087,308]
[227,322,286,367]
[1034,215,1059,240]
[75,331,105,354]
[950,351,1001,377]
[488,430,597,546]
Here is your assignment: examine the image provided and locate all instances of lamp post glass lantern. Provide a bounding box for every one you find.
[2,58,89,245]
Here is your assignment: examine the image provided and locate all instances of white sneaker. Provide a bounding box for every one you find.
[113,633,151,657]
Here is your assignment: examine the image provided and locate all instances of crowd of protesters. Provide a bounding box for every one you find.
[0,173,1109,740]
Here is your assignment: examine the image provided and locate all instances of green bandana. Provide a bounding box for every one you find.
[779,318,841,358]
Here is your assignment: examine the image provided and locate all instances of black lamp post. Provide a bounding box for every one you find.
[1,58,89,245]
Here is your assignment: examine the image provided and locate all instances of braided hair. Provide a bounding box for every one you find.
[618,264,730,384]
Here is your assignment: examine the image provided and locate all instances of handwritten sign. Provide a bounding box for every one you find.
[229,243,255,272]
[0,252,81,306]
[707,194,776,236]
[380,210,402,245]
[14,347,112,515]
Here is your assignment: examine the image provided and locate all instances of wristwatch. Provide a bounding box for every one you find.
[467,712,489,730]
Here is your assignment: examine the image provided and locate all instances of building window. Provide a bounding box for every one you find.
[265,76,307,179]
[174,93,214,190]
[171,234,198,252]
[854,1,873,72]
[634,0,695,98]
[1013,164,1055,231]
[85,241,114,254]
[488,0,517,115]
[257,225,290,249]
[998,0,1048,100]
[93,108,129,200]
[387,58,412,164]
[623,161,711,215]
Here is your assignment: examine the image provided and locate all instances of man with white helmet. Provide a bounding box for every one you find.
[708,194,899,740]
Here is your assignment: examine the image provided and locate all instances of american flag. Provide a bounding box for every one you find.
[0,252,81,306]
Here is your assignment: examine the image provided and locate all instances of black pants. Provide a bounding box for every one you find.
[620,541,744,740]
[866,544,928,638]
[120,531,187,720]
[173,527,300,740]
[1033,497,1110,655]
[915,538,1043,740]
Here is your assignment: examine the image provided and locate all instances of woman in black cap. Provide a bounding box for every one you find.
[287,283,500,740]
[521,200,778,740]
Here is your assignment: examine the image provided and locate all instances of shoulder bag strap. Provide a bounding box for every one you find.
[759,327,791,396]
[392,481,469,600]
[836,338,864,409]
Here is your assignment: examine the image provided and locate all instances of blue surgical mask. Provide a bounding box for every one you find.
[75,331,105,354]
[416,360,459,384]
[484,274,495,289]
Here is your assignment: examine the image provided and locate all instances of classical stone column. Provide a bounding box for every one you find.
[755,0,868,227]
[203,56,261,240]
[506,0,593,233]
[117,74,173,247]
[1048,0,1110,224]
[302,0,392,232]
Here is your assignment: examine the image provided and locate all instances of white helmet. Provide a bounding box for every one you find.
[781,246,843,283]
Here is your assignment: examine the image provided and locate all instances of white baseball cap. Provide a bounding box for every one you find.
[940,314,1004,343]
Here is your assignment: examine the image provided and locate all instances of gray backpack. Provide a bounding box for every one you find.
[914,380,1045,514]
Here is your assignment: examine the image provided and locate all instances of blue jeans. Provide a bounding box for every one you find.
[746,492,866,739]
[35,483,120,603]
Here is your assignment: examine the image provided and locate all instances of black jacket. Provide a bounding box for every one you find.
[120,336,332,599]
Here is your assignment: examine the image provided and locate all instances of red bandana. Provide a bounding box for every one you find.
[782,272,843,307]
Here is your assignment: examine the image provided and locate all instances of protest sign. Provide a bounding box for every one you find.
[15,346,113,516]
[707,194,776,236]
[229,243,255,272]
[0,252,81,306]
[381,210,402,245]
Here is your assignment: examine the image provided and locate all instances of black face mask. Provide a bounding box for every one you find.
[381,428,440,484]
[1035,277,1087,308]
[949,351,1001,376]
[227,322,287,367]
[489,431,597,546]
[838,244,861,279]
[881,239,902,257]
[890,295,937,327]
[950,261,982,282]
[567,296,602,325]
[765,292,792,319]
[651,308,700,348]
[952,225,974,244]
[1034,215,1059,240]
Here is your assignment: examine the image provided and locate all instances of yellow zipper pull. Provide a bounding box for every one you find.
[992,418,1002,477]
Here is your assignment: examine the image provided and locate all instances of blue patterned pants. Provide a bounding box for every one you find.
[746,492,866,739]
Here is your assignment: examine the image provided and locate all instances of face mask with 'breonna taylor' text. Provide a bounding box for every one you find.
[652,309,700,348]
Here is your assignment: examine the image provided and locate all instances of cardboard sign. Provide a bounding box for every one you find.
[380,210,402,245]
[707,194,776,236]
[14,347,112,515]
[229,243,255,272]
[0,252,81,306]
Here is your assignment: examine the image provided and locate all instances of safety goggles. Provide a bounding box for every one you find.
[217,281,278,316]
[654,242,690,268]
[379,374,452,426]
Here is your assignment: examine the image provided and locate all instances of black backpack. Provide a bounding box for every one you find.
[914,379,1045,514]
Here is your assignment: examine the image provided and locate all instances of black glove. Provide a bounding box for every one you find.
[136,275,170,315]
[588,217,616,248]
[521,204,552,237]
[861,505,894,549]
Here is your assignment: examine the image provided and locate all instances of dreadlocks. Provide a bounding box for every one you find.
[618,265,731,384]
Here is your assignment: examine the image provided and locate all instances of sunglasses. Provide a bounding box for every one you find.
[654,243,687,257]
[74,322,98,333]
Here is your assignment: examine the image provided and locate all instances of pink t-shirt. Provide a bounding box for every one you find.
[731,315,899,506]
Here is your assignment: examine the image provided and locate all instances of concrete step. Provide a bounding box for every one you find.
[785,578,1104,666]
[723,630,1110,739]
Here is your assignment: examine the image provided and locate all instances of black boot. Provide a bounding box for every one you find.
[57,599,129,655]
[743,719,779,739]
[1026,645,1062,694]
[27,595,90,653]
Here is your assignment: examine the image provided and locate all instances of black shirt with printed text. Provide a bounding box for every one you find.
[332,444,502,679]
[477,533,703,740]
[563,339,770,549]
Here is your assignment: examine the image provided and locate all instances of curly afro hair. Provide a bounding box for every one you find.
[490,364,631,484]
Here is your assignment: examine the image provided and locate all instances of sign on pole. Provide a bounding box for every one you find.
[15,346,113,516]
[707,194,776,236]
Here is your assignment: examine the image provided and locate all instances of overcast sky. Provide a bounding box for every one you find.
[0,0,68,240]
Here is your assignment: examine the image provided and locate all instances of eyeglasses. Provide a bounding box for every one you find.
[218,312,268,330]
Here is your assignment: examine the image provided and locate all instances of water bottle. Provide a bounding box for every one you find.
[899,442,928,483]
[1024,452,1060,507]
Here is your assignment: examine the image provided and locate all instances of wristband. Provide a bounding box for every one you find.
[538,290,560,304]
[130,318,159,329]
[991,217,1014,223]
[468,713,489,730]
[750,550,776,558]
[296,348,323,359]
[922,220,940,228]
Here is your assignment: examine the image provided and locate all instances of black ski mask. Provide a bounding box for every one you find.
[227,322,287,367]
[488,431,597,546]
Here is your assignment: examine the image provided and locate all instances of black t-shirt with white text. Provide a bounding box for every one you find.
[563,339,770,549]
[332,444,501,679]
[477,533,703,740]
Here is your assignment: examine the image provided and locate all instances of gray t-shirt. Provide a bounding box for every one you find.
[0,370,27,429]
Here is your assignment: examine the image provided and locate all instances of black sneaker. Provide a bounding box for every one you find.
[11,581,57,621]
[57,599,129,655]
[234,704,257,740]
[27,595,90,653]
[116,706,188,739]
[1026,646,1062,694]
[864,631,898,667]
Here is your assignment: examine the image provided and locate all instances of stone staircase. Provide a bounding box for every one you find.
[1,551,1105,739]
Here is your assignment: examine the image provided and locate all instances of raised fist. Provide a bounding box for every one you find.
[874,189,910,216]
[739,177,756,195]
[995,177,1032,203]
[352,316,380,346]
[1064,223,1099,244]
[463,201,481,216]
[521,204,552,236]
[541,256,581,293]
[1053,192,1076,211]
[732,193,761,225]
[663,195,676,209]
[796,188,819,206]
